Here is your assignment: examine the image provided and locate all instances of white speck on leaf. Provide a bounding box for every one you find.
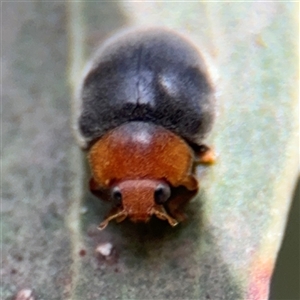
[96,242,113,257]
[15,289,35,300]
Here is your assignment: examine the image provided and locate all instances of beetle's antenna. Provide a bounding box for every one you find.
[98,209,127,230]
[153,207,178,227]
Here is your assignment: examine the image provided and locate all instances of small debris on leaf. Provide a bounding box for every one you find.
[14,289,35,300]
[95,242,113,258]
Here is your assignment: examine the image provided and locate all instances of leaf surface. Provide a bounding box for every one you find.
[2,2,298,300]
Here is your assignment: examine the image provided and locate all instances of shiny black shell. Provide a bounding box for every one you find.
[78,28,214,149]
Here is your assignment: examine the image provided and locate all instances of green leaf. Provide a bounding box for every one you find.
[2,2,298,300]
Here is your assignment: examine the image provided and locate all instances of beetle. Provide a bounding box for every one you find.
[76,28,215,230]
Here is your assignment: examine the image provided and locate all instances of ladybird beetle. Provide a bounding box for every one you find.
[76,28,215,230]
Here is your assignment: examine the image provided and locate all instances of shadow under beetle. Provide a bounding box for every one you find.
[76,28,215,230]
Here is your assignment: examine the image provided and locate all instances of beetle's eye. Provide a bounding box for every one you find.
[111,187,122,207]
[154,184,171,205]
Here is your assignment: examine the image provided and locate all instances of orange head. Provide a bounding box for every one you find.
[98,179,178,230]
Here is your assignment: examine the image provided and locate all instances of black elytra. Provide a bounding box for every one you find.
[78,28,215,149]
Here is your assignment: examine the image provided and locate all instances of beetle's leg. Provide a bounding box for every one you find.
[167,187,198,222]
[195,144,216,165]
[181,175,198,191]
[89,177,110,201]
